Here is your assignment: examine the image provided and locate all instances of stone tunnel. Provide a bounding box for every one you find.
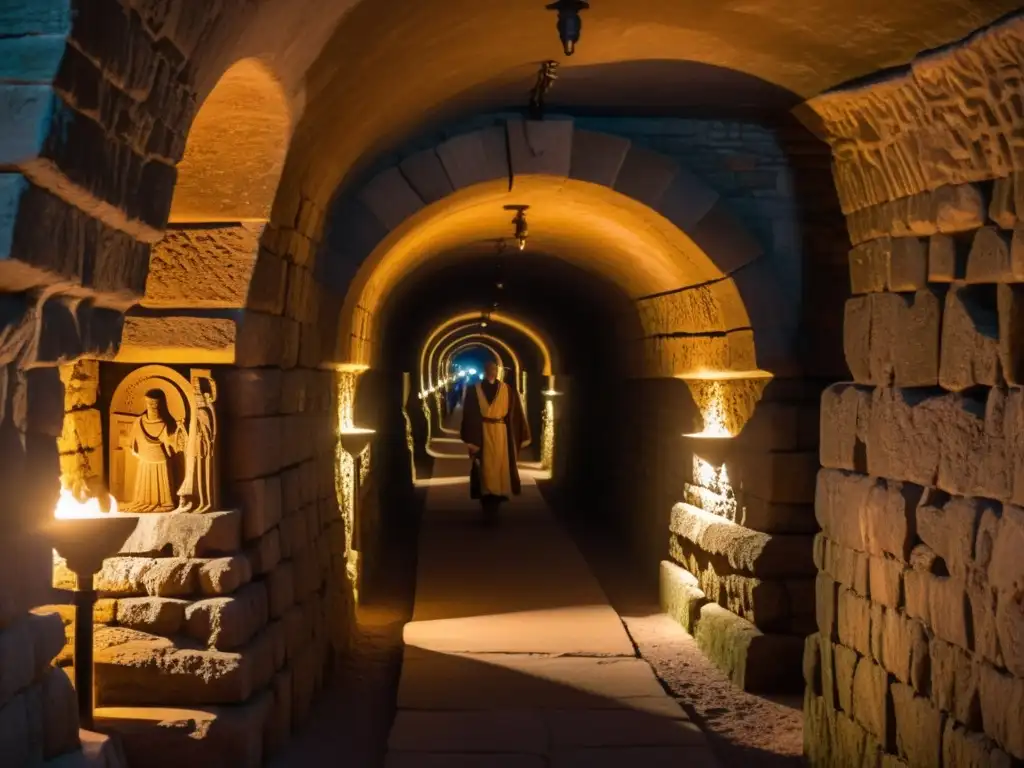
[1,2,1023,766]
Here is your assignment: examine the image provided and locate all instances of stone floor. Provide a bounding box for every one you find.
[383,470,722,767]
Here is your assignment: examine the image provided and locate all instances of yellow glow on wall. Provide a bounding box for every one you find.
[541,398,556,472]
[686,455,736,522]
[680,373,772,438]
[333,369,366,603]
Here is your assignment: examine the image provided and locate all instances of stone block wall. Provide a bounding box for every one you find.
[660,378,822,692]
[805,15,1024,765]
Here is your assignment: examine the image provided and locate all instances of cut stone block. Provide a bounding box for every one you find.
[115,598,188,636]
[928,233,959,282]
[435,127,508,190]
[184,583,268,651]
[94,693,273,768]
[891,682,943,767]
[940,283,1000,391]
[658,561,707,633]
[568,129,630,188]
[965,226,1018,282]
[998,283,1024,385]
[507,118,573,180]
[977,663,1024,759]
[670,503,815,577]
[119,511,241,559]
[94,629,276,707]
[693,603,804,693]
[198,557,252,596]
[929,636,981,728]
[819,383,871,472]
[871,604,928,692]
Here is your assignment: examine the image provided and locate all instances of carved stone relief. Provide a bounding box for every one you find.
[108,365,219,513]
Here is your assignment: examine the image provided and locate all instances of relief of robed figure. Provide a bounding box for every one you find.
[109,366,220,514]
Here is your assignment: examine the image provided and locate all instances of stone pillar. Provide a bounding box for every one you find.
[803,15,1024,766]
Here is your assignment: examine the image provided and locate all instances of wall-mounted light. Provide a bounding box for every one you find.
[504,205,529,251]
[545,0,589,56]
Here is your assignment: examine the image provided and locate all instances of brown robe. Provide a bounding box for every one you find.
[461,379,530,499]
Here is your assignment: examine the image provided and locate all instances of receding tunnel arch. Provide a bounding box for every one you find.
[321,121,795,379]
[419,310,555,393]
[436,333,523,392]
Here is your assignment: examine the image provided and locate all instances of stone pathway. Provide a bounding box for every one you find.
[384,470,722,767]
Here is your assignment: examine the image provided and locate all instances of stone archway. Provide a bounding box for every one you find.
[318,120,797,380]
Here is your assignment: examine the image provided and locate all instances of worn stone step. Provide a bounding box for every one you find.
[94,625,279,706]
[94,692,273,768]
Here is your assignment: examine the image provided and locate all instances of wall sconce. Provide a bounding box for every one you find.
[504,205,529,251]
[545,0,589,56]
[49,490,139,729]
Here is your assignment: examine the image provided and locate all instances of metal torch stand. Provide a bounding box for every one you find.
[73,573,96,730]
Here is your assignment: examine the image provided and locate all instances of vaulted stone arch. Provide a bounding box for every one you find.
[318,119,797,379]
[439,334,523,389]
[418,310,556,393]
[426,325,530,397]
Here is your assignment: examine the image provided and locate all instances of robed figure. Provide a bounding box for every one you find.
[461,357,530,525]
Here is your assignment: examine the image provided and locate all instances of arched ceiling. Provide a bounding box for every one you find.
[341,175,756,368]
[171,59,292,223]
[275,0,1017,205]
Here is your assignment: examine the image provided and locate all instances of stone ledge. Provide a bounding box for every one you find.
[693,603,804,693]
[94,626,277,707]
[94,693,273,768]
[669,503,816,578]
[119,510,241,559]
[659,560,707,633]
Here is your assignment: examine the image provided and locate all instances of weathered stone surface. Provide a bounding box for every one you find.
[693,603,804,693]
[95,693,274,768]
[998,283,1024,386]
[143,226,259,309]
[115,598,188,636]
[185,583,268,651]
[837,588,871,657]
[942,720,1014,768]
[849,239,888,293]
[887,238,928,291]
[117,314,236,365]
[867,387,1010,500]
[815,470,917,560]
[670,504,814,577]
[819,384,871,472]
[940,283,1000,392]
[905,570,970,650]
[915,493,986,578]
[870,604,929,692]
[890,682,943,768]
[868,555,904,609]
[95,629,276,707]
[965,226,1018,283]
[844,291,941,387]
[120,511,241,559]
[245,528,281,576]
[929,637,980,728]
[978,663,1024,759]
[58,359,99,410]
[927,233,959,282]
[990,176,1017,229]
[852,656,891,745]
[198,557,252,596]
[358,167,424,231]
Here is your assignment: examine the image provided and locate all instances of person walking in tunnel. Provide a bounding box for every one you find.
[461,355,530,525]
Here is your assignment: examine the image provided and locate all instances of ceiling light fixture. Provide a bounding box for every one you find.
[545,0,589,56]
[504,205,529,251]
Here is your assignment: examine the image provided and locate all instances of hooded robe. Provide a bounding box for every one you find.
[461,378,530,500]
